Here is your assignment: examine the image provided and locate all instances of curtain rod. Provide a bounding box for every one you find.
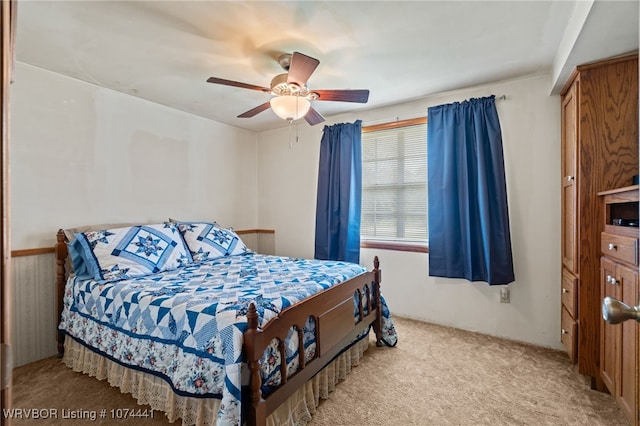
[363,94,507,127]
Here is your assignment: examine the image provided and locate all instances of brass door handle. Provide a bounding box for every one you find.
[602,297,640,324]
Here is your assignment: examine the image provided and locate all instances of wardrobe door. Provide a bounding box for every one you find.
[561,80,578,274]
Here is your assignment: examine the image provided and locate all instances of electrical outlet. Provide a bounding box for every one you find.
[500,287,510,303]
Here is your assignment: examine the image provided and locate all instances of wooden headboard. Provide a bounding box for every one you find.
[54,229,69,355]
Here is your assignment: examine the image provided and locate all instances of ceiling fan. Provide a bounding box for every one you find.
[206,52,369,125]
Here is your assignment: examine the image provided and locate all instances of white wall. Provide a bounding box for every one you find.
[10,62,258,250]
[10,64,563,351]
[257,73,562,350]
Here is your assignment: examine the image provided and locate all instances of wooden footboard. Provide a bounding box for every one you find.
[244,257,383,426]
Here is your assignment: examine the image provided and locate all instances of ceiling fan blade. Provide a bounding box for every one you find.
[287,52,320,87]
[207,77,270,93]
[312,89,370,103]
[238,101,271,118]
[304,107,325,126]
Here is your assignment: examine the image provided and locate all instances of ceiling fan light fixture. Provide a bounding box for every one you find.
[270,95,311,121]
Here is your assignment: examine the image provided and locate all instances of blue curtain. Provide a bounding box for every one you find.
[314,120,362,264]
[427,96,514,285]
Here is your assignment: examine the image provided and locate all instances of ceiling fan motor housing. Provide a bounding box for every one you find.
[270,73,308,97]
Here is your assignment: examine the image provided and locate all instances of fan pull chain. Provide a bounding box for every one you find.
[291,97,300,147]
[288,119,293,149]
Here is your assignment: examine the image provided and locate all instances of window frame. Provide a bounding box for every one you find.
[360,117,429,253]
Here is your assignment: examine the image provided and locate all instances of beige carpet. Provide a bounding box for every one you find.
[10,317,627,425]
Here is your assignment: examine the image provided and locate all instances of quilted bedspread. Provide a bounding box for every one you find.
[60,252,397,425]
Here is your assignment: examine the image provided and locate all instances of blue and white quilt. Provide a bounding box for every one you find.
[59,252,397,426]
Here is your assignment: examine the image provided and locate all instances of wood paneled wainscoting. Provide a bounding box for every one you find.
[10,229,275,367]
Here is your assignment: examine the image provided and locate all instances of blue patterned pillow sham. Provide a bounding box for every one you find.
[71,223,193,282]
[173,221,249,262]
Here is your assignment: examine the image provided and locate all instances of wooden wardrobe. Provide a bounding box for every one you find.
[560,53,638,388]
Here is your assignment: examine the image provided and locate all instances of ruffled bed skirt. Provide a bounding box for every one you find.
[63,336,370,425]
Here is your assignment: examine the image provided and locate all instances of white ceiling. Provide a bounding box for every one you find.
[15,1,639,133]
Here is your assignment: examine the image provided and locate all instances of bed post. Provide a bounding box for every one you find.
[55,229,67,356]
[245,303,266,426]
[372,256,384,347]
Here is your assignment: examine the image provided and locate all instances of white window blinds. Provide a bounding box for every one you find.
[361,118,427,242]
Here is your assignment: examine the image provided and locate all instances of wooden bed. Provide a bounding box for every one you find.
[54,228,384,426]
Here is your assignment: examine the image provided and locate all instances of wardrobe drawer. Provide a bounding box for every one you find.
[561,269,578,317]
[601,232,638,265]
[561,307,577,363]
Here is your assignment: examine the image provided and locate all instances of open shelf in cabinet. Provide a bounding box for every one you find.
[599,185,639,238]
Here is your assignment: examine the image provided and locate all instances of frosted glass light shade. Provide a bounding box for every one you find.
[270,96,311,120]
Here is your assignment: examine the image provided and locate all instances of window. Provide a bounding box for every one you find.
[361,117,428,252]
